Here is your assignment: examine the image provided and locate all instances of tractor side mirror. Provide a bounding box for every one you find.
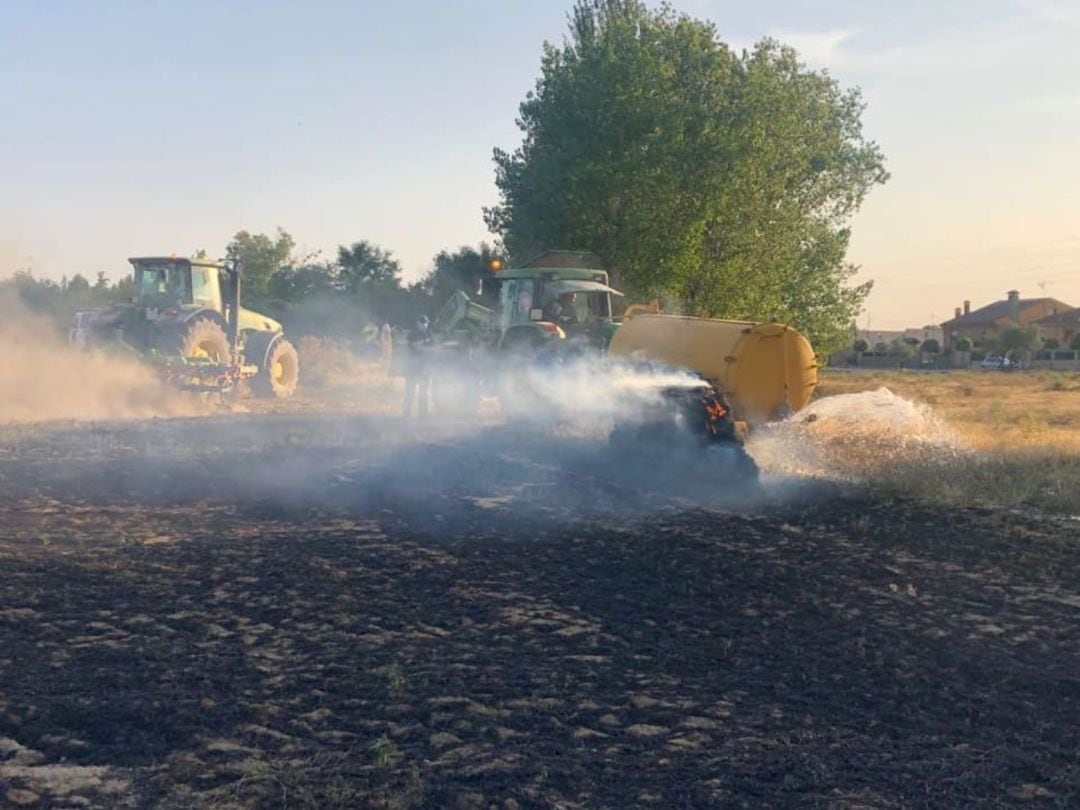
[530,308,544,322]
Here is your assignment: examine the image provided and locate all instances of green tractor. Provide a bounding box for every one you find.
[428,250,623,358]
[489,250,623,355]
[401,251,624,413]
[70,256,299,397]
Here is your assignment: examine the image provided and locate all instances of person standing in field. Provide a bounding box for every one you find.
[403,315,433,417]
[379,321,393,372]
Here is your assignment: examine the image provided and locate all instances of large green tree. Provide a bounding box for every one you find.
[485,0,888,352]
[225,228,296,297]
[336,241,402,293]
[336,241,407,319]
[267,262,337,304]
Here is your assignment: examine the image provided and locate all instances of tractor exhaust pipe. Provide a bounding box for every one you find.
[225,260,242,358]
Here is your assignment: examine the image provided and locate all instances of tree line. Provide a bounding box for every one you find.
[0,270,134,330]
[225,230,504,338]
[0,233,502,343]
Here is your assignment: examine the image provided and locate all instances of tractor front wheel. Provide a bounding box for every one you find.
[254,338,300,399]
[177,317,231,364]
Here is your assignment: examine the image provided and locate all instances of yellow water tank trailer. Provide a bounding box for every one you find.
[608,313,818,425]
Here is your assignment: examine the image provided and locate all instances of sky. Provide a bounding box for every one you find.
[2,0,1078,329]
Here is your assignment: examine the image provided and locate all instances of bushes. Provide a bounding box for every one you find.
[296,336,367,388]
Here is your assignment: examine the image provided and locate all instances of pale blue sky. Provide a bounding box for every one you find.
[2,0,1078,328]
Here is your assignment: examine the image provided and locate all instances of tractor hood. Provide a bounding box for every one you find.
[147,305,281,334]
[238,307,283,333]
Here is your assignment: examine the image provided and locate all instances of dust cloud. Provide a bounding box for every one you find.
[0,296,204,424]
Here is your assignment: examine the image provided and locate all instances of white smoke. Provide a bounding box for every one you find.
[500,355,707,424]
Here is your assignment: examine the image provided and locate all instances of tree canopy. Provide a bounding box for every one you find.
[225,228,296,297]
[0,271,132,334]
[419,244,506,308]
[485,0,888,352]
[888,338,914,359]
[337,241,402,293]
[997,324,1039,355]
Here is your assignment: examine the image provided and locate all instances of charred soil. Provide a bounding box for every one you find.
[0,415,1077,808]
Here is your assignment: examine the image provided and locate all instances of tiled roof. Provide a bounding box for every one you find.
[942,298,1067,326]
[1034,307,1080,325]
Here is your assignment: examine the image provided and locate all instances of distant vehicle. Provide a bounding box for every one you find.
[981,356,1005,369]
[70,256,300,397]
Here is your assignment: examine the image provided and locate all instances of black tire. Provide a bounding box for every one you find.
[176,316,231,364]
[253,338,299,399]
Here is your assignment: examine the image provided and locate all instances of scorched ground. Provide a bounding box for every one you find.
[0,414,1077,808]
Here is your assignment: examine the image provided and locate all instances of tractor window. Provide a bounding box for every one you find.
[588,291,611,320]
[499,279,536,329]
[135,265,191,307]
[190,268,220,309]
[539,285,610,325]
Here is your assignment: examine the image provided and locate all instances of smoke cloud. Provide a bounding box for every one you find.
[0,301,969,521]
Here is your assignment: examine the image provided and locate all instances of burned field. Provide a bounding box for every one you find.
[1,415,1078,808]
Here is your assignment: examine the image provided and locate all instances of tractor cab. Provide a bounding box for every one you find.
[492,251,623,352]
[131,257,226,313]
[128,257,283,335]
[134,261,193,309]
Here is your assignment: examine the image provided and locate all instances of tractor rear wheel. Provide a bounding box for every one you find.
[177,317,231,364]
[254,338,300,399]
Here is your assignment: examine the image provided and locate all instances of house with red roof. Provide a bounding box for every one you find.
[940,290,1073,351]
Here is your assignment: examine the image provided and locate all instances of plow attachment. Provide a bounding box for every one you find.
[149,354,259,395]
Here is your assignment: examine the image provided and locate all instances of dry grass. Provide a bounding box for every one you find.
[296,336,373,388]
[289,336,403,415]
[814,370,1080,515]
